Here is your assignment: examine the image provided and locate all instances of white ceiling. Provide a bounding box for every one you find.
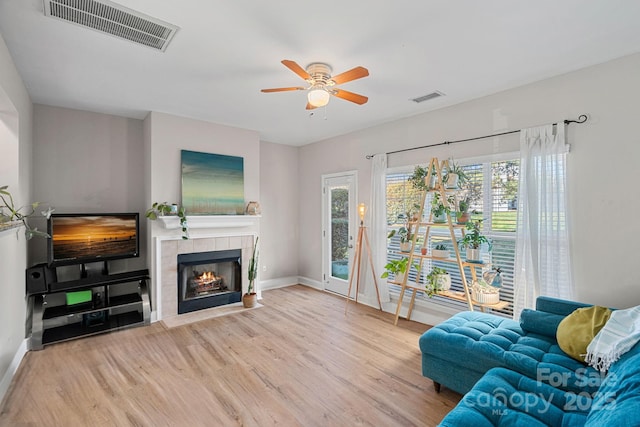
[1,0,640,146]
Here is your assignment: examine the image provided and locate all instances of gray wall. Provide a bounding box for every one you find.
[298,52,640,323]
[31,104,147,273]
[259,141,299,284]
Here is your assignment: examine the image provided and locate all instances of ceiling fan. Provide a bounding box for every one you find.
[261,60,369,110]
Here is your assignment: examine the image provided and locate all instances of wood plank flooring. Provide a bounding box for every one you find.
[0,285,461,426]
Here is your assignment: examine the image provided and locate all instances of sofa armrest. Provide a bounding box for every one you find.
[535,296,592,316]
[519,309,565,338]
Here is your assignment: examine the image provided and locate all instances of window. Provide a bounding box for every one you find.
[385,157,519,317]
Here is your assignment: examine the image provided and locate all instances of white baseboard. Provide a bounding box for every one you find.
[297,276,323,290]
[0,338,28,404]
[259,276,300,291]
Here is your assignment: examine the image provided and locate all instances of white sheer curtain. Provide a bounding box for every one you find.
[513,123,574,319]
[370,153,390,303]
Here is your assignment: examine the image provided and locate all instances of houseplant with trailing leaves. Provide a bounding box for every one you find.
[381,257,418,283]
[146,202,188,239]
[0,185,53,239]
[425,267,451,297]
[443,160,469,189]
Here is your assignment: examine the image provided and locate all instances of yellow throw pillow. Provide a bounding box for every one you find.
[556,306,612,362]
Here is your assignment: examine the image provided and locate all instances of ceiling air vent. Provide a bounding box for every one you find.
[411,91,445,103]
[43,0,179,52]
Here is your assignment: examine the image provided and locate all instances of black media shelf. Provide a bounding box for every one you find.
[42,293,142,319]
[42,312,144,345]
[48,269,150,292]
[29,269,151,350]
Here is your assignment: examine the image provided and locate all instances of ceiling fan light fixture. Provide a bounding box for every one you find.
[307,87,331,107]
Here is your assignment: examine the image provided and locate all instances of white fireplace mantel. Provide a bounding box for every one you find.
[158,215,260,230]
[152,214,260,322]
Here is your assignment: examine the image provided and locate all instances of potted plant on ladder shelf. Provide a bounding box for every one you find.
[243,236,259,308]
[458,219,492,262]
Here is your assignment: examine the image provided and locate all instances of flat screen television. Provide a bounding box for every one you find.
[47,213,140,267]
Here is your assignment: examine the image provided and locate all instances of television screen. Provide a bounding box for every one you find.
[48,213,139,267]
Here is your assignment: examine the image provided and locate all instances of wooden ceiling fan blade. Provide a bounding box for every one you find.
[261,87,305,93]
[332,89,368,105]
[330,66,369,85]
[281,60,311,80]
[306,103,318,110]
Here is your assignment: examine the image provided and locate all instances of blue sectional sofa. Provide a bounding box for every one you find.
[419,297,640,426]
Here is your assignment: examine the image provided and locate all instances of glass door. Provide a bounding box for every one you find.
[322,172,357,296]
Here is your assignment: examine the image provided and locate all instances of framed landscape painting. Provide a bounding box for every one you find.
[181,150,245,215]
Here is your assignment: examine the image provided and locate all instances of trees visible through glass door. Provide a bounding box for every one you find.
[323,173,356,296]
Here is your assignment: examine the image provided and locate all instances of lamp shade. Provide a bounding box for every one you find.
[307,87,330,107]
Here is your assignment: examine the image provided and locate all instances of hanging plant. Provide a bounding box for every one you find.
[146,202,189,239]
[0,185,53,239]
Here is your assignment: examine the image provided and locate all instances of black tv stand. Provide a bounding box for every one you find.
[29,268,151,350]
[80,261,109,278]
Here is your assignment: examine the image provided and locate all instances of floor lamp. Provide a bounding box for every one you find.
[345,203,383,313]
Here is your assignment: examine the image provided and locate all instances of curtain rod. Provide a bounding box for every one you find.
[365,114,588,159]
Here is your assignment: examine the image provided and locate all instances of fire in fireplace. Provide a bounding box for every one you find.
[177,249,242,314]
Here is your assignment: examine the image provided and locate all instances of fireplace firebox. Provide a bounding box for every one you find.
[177,249,242,314]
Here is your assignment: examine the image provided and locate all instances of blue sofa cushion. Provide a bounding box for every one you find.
[438,368,589,427]
[520,309,565,338]
[535,296,593,316]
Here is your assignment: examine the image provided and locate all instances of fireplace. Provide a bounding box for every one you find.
[177,249,242,314]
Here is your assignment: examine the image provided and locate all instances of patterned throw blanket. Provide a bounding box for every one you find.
[585,305,640,372]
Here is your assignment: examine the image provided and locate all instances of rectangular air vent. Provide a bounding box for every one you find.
[43,0,179,52]
[411,91,445,103]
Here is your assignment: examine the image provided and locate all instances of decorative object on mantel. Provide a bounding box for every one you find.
[146,202,189,239]
[243,236,259,308]
[0,185,53,239]
[245,201,261,215]
[181,150,245,215]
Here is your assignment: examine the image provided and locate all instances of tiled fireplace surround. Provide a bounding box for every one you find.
[154,224,258,322]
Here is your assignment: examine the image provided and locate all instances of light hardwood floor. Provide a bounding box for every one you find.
[0,285,460,426]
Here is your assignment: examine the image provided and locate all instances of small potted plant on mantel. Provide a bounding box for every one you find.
[146,202,188,239]
[458,219,492,262]
[243,236,259,308]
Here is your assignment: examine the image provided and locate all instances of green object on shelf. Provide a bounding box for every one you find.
[66,290,92,306]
